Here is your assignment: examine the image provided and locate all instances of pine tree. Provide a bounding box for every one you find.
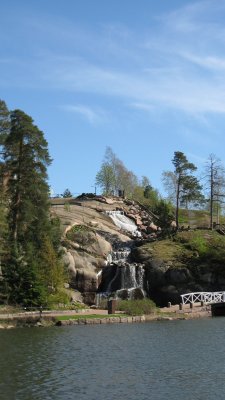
[62,188,73,198]
[163,151,203,228]
[172,151,203,228]
[3,109,63,306]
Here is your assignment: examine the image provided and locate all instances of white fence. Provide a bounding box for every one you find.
[181,292,225,305]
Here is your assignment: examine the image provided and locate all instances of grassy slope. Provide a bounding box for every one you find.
[142,230,225,272]
[179,208,225,228]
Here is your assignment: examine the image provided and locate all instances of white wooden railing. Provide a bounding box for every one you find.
[181,292,225,304]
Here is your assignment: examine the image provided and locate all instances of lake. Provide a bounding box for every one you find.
[0,318,225,400]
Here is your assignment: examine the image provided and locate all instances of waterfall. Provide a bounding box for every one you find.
[100,263,146,300]
[107,247,131,264]
[122,264,144,289]
[96,210,145,305]
[105,210,141,237]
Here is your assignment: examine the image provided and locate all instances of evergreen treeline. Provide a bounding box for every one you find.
[0,100,65,307]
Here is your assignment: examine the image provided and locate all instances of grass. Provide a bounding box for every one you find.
[141,239,186,268]
[179,208,225,228]
[66,224,95,246]
[140,228,225,273]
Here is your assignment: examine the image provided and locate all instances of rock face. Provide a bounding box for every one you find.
[131,232,225,306]
[62,230,112,304]
[51,195,159,304]
[52,196,225,307]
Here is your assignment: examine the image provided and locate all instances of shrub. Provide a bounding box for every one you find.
[66,225,95,246]
[46,290,70,308]
[116,298,157,316]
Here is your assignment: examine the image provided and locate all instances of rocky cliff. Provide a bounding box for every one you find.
[51,194,159,304]
[51,195,225,306]
[132,230,225,305]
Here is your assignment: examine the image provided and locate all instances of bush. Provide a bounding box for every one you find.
[46,290,70,308]
[116,298,157,316]
[66,225,95,246]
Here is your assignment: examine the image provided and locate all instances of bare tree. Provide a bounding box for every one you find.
[204,154,225,229]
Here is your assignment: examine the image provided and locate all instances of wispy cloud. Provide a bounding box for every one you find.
[180,52,225,71]
[48,57,225,115]
[62,104,107,125]
[2,1,225,119]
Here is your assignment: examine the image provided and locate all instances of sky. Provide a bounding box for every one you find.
[1,0,225,196]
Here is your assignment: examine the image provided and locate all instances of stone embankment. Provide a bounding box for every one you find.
[0,302,212,329]
[56,315,147,326]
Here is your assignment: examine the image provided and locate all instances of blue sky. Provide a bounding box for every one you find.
[1,0,225,196]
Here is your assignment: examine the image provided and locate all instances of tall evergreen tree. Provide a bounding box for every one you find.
[163,151,203,228]
[3,109,63,306]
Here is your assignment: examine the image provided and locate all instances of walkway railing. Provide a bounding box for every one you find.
[181,292,225,304]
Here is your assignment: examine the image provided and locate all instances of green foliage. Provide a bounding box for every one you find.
[153,199,174,229]
[66,224,95,246]
[163,151,203,228]
[2,253,47,306]
[62,188,73,198]
[116,299,157,315]
[46,290,71,308]
[189,233,208,256]
[95,146,138,196]
[39,236,66,292]
[175,230,225,265]
[4,109,52,245]
[0,106,65,307]
[95,162,115,195]
[49,216,63,250]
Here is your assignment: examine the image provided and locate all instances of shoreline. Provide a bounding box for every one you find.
[0,304,212,329]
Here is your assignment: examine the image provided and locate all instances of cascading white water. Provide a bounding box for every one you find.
[106,263,145,293]
[97,211,144,304]
[107,248,131,265]
[105,210,141,237]
[123,264,145,289]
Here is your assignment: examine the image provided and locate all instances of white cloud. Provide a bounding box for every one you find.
[3,0,225,119]
[180,52,225,71]
[63,104,107,125]
[48,57,225,115]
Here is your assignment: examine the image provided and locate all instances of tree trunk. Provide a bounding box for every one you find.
[210,163,213,230]
[175,180,180,229]
[12,136,23,242]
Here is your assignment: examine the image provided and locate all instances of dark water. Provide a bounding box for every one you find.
[1,318,225,400]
